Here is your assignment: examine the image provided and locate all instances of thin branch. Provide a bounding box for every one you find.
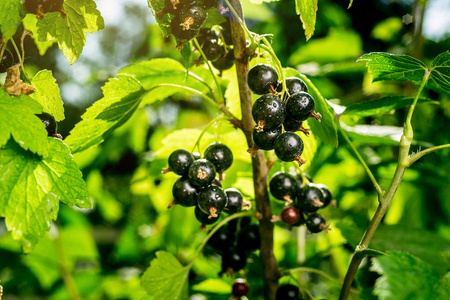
[407,143,450,166]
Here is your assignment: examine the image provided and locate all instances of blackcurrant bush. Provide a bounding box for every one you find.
[247,63,279,95]
[280,206,301,225]
[283,117,310,135]
[167,149,194,176]
[269,171,298,204]
[197,185,227,218]
[297,183,325,212]
[316,183,332,207]
[274,132,305,165]
[237,224,260,252]
[252,94,286,131]
[208,226,235,251]
[37,113,58,137]
[276,284,301,300]
[171,16,199,44]
[204,142,233,173]
[305,213,327,233]
[286,92,321,122]
[252,125,282,150]
[286,76,308,94]
[179,5,207,30]
[0,50,14,73]
[212,50,234,71]
[221,248,247,275]
[195,205,219,226]
[171,177,198,207]
[232,278,250,298]
[224,188,247,214]
[188,159,216,187]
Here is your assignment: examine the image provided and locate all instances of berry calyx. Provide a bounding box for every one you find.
[237,224,260,252]
[276,284,301,300]
[220,248,247,276]
[224,188,251,214]
[286,92,321,122]
[204,142,233,174]
[197,185,227,218]
[252,125,282,150]
[188,159,216,187]
[195,205,219,229]
[171,16,199,46]
[37,113,58,137]
[232,278,250,298]
[305,213,328,233]
[179,5,207,30]
[269,171,298,204]
[316,183,332,207]
[0,50,14,73]
[274,132,305,165]
[296,172,312,187]
[297,184,325,212]
[170,177,198,208]
[247,63,279,95]
[252,94,286,131]
[164,149,194,175]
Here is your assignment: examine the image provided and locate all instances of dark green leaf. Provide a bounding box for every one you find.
[29,70,65,121]
[295,0,318,41]
[0,0,26,39]
[141,251,189,299]
[428,51,450,97]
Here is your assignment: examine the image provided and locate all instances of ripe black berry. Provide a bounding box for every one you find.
[192,151,201,160]
[171,176,198,207]
[283,117,310,135]
[297,184,325,212]
[188,159,216,187]
[208,226,234,251]
[286,92,321,122]
[224,188,247,214]
[204,142,233,174]
[227,217,251,233]
[280,206,301,225]
[221,248,247,275]
[252,95,286,131]
[171,16,199,44]
[0,50,14,73]
[201,38,225,62]
[305,213,327,233]
[237,224,260,252]
[195,205,219,226]
[197,185,227,218]
[286,77,308,94]
[212,50,234,71]
[167,149,194,175]
[37,113,58,137]
[232,278,250,298]
[247,64,279,95]
[276,284,301,300]
[179,5,207,30]
[316,183,332,207]
[269,171,298,204]
[274,132,305,165]
[252,125,282,150]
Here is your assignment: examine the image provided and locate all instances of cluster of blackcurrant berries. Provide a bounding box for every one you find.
[24,0,66,19]
[164,143,251,228]
[248,64,322,166]
[276,284,303,300]
[208,217,260,277]
[270,172,332,234]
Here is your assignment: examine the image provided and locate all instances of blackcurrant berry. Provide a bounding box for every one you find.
[286,77,308,94]
[280,206,301,225]
[212,50,234,71]
[247,63,279,95]
[232,278,250,298]
[201,38,225,62]
[0,50,14,73]
[192,151,201,160]
[283,117,310,135]
[227,217,251,233]
[157,0,180,17]
[224,188,246,214]
[171,176,198,207]
[171,16,199,44]
[274,132,305,165]
[188,159,216,187]
[196,28,219,45]
[221,248,247,275]
[305,213,327,233]
[36,113,58,137]
[237,224,260,252]
[316,183,332,207]
[286,92,321,122]
[291,209,306,227]
[269,171,298,204]
[197,185,227,218]
[297,183,325,212]
[208,226,234,251]
[167,149,194,176]
[252,125,282,150]
[252,94,286,131]
[204,142,233,174]
[195,205,219,226]
[219,20,233,45]
[276,284,301,300]
[179,5,207,30]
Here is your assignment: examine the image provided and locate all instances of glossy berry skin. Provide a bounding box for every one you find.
[247,64,279,95]
[298,184,325,212]
[276,284,301,300]
[291,209,306,227]
[252,95,286,130]
[237,224,260,252]
[286,77,308,94]
[188,159,216,187]
[179,5,207,30]
[201,38,225,62]
[212,50,234,71]
[306,213,326,233]
[37,113,57,136]
[269,171,298,201]
[252,125,282,150]
[192,152,201,160]
[208,226,234,251]
[0,51,14,73]
[172,177,198,207]
[283,117,303,132]
[224,188,244,214]
[194,205,219,225]
[227,217,251,233]
[204,142,233,173]
[286,92,316,121]
[232,278,250,297]
[171,16,199,44]
[197,185,227,217]
[221,248,247,273]
[281,206,301,225]
[168,149,194,176]
[274,132,304,162]
[316,183,332,207]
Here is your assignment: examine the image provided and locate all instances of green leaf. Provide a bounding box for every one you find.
[295,0,318,41]
[0,0,26,39]
[36,0,105,64]
[371,251,450,300]
[0,138,90,252]
[284,68,338,147]
[141,251,189,299]
[22,14,55,56]
[343,124,402,146]
[357,52,427,85]
[0,89,49,157]
[192,278,231,294]
[65,75,146,154]
[29,70,65,121]
[344,96,437,117]
[428,51,450,97]
[147,0,171,37]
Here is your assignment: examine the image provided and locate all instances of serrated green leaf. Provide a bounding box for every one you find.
[29,70,64,121]
[358,52,427,85]
[141,251,189,299]
[344,96,437,117]
[36,0,104,64]
[65,75,146,154]
[284,68,338,147]
[147,0,172,37]
[371,251,450,300]
[0,138,90,252]
[295,0,318,41]
[0,0,26,39]
[0,89,49,157]
[22,14,55,56]
[429,51,450,97]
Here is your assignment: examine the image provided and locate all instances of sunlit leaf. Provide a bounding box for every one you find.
[192,278,231,294]
[29,70,65,121]
[295,0,318,41]
[428,51,450,97]
[0,0,25,39]
[147,0,172,37]
[22,14,55,56]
